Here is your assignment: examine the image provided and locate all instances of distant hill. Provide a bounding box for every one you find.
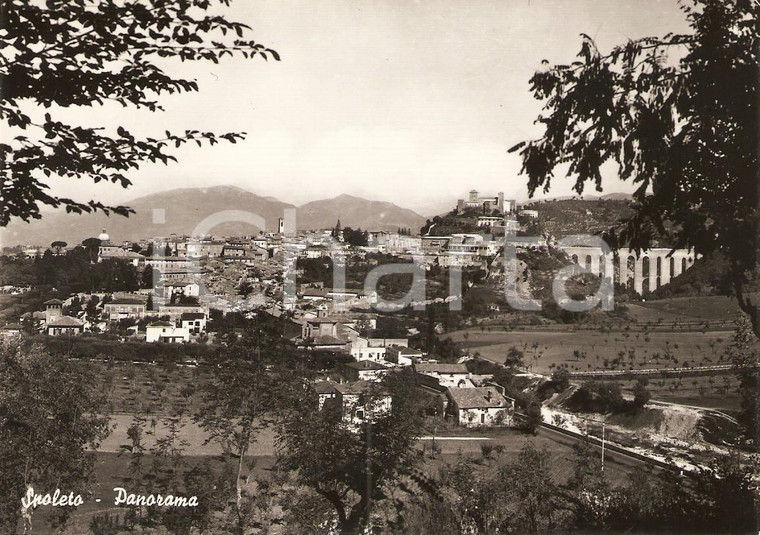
[0,186,296,245]
[0,187,426,246]
[297,194,426,232]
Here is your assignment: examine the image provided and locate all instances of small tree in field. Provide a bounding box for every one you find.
[551,368,571,391]
[505,346,525,368]
[632,377,651,411]
[277,369,425,533]
[50,241,67,254]
[195,340,286,534]
[725,314,760,448]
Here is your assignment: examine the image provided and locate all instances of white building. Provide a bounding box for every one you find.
[46,316,84,336]
[146,321,190,343]
[333,381,392,430]
[415,362,473,388]
[163,280,201,297]
[180,312,206,335]
[104,298,146,322]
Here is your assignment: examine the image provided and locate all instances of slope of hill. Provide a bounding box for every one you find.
[0,186,295,245]
[0,188,427,245]
[525,198,635,238]
[297,194,426,232]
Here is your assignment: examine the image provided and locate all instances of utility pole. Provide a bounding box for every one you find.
[601,422,606,472]
[365,402,373,532]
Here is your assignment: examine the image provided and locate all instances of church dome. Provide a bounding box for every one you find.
[98,228,110,242]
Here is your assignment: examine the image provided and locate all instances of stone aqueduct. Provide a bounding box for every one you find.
[558,246,697,295]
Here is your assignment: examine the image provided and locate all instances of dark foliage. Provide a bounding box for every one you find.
[511,0,759,335]
[2,0,279,225]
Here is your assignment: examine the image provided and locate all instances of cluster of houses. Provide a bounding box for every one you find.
[7,293,210,343]
[314,358,515,429]
[283,310,515,428]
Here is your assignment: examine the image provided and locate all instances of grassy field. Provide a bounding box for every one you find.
[450,328,738,374]
[96,362,209,416]
[619,375,741,411]
[99,413,277,456]
[447,294,758,411]
[632,295,749,321]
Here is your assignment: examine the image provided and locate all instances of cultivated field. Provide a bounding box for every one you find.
[447,295,760,411]
[450,328,737,375]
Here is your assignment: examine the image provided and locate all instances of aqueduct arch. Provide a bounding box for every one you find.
[559,245,696,296]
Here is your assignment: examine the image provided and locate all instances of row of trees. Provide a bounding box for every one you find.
[1,249,152,293]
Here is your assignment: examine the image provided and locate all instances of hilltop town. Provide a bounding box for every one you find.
[2,190,749,467]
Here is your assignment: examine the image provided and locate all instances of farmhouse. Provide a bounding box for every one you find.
[180,312,207,334]
[333,381,392,428]
[414,362,473,388]
[0,323,23,338]
[104,298,146,322]
[146,321,190,343]
[314,381,339,409]
[46,316,84,336]
[342,360,388,382]
[447,386,514,427]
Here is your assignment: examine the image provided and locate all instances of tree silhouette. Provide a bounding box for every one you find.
[511,0,758,335]
[50,240,67,254]
[2,0,280,225]
[81,237,101,262]
[277,369,424,533]
[0,341,109,532]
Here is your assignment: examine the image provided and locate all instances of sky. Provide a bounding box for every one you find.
[44,0,690,216]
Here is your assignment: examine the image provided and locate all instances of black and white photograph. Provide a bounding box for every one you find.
[1,0,758,533]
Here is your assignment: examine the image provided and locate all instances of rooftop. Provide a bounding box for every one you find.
[387,346,423,355]
[334,381,389,396]
[415,363,469,374]
[47,316,83,327]
[448,387,509,409]
[344,360,387,371]
[313,381,338,394]
[107,298,145,305]
[180,312,206,320]
[311,335,347,346]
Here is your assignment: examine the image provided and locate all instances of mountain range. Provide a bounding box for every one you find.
[0,186,636,247]
[0,186,428,246]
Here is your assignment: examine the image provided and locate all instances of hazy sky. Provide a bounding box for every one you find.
[45,0,689,215]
